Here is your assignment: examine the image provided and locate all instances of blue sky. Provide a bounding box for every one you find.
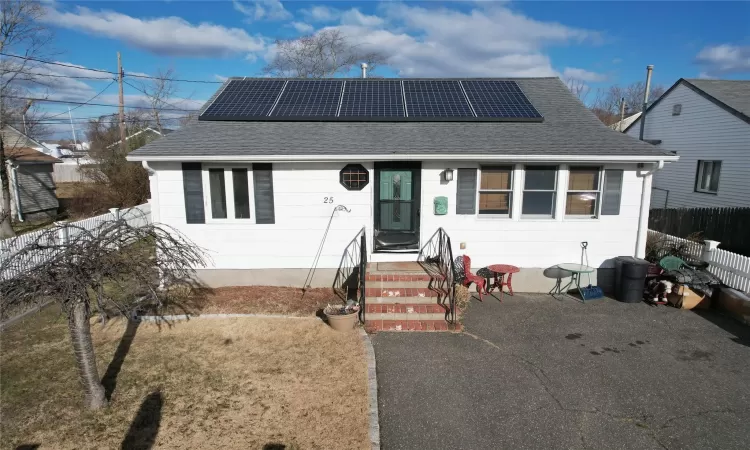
[19,1,750,138]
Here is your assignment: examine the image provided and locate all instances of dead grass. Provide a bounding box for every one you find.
[1,306,369,449]
[162,286,339,317]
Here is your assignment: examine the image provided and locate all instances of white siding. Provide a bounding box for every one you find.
[151,161,645,270]
[627,83,750,208]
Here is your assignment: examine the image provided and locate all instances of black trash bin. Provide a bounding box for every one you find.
[614,256,650,303]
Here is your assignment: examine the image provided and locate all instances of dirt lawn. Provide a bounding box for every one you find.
[1,307,369,449]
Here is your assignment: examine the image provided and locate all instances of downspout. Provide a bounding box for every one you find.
[11,163,23,222]
[635,160,664,258]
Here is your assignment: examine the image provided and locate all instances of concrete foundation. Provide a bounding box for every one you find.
[194,267,615,293]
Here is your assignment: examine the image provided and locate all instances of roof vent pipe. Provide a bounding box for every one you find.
[639,65,653,141]
[361,63,368,79]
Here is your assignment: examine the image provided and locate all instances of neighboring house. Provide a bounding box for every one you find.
[1,124,43,150]
[127,77,677,293]
[610,112,642,132]
[625,78,750,209]
[3,147,60,222]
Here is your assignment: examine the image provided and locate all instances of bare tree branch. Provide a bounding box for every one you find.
[263,29,386,78]
[0,215,209,409]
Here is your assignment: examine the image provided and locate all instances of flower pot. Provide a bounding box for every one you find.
[325,311,359,331]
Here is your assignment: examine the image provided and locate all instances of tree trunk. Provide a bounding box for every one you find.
[68,300,107,409]
[0,135,17,238]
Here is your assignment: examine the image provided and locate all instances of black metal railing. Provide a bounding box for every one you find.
[417,228,456,324]
[332,227,368,324]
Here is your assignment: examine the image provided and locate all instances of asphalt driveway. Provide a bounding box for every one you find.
[372,294,750,449]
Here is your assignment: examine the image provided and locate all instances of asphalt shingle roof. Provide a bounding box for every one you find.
[129,77,672,159]
[684,78,750,120]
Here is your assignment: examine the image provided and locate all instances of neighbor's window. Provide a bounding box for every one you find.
[672,104,682,116]
[566,167,601,218]
[478,166,513,215]
[695,160,721,193]
[522,166,557,217]
[208,167,252,219]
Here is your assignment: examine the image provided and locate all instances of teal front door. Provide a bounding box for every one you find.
[374,162,421,251]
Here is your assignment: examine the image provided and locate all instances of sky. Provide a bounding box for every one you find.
[12,0,750,139]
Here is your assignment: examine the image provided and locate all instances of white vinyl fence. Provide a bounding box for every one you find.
[0,202,152,280]
[648,229,750,293]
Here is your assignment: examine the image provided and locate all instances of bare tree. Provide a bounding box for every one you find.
[590,81,666,125]
[564,77,590,103]
[137,68,178,134]
[263,29,386,78]
[0,0,55,238]
[0,215,208,409]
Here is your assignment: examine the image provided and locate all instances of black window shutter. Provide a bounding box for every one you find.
[601,169,623,215]
[253,164,275,224]
[182,162,205,224]
[456,168,477,214]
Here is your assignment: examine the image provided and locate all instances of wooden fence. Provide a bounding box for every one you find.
[649,207,750,257]
[0,202,152,280]
[648,230,750,293]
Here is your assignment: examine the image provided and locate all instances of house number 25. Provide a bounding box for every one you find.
[323,197,334,203]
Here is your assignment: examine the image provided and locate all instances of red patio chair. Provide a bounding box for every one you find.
[462,255,486,301]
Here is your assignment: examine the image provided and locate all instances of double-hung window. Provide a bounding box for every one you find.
[206,167,252,220]
[478,166,513,216]
[695,160,721,194]
[566,167,602,218]
[522,166,557,218]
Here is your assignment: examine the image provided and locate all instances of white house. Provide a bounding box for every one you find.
[610,112,641,132]
[127,77,677,299]
[625,78,750,209]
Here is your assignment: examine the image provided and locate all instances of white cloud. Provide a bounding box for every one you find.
[214,74,229,82]
[322,4,598,77]
[341,9,384,27]
[233,0,292,22]
[562,67,607,82]
[300,5,340,22]
[291,21,314,33]
[42,6,264,57]
[612,58,622,64]
[695,44,750,75]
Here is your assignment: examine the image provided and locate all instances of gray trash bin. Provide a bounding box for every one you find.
[615,256,650,303]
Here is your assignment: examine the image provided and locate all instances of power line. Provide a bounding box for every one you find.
[43,80,116,119]
[3,94,199,111]
[0,52,224,84]
[122,79,195,112]
[10,70,115,80]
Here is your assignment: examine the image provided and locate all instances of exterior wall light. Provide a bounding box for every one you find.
[443,169,454,182]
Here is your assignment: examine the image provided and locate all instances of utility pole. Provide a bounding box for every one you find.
[639,65,653,141]
[619,97,626,132]
[117,52,126,153]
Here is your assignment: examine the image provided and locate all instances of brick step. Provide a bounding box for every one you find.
[365,287,441,298]
[367,280,438,289]
[365,319,463,333]
[365,273,445,282]
[366,312,446,321]
[366,303,449,314]
[368,296,444,305]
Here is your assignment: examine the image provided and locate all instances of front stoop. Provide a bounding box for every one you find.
[363,263,461,333]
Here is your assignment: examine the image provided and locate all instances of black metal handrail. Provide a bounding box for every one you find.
[417,227,456,323]
[332,227,367,324]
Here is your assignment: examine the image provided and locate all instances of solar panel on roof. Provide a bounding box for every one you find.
[201,79,285,120]
[403,80,474,118]
[270,80,343,117]
[461,80,542,119]
[338,80,405,117]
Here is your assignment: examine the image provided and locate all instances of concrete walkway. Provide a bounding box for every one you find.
[372,294,750,449]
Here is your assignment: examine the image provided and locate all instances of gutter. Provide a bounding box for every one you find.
[127,153,679,163]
